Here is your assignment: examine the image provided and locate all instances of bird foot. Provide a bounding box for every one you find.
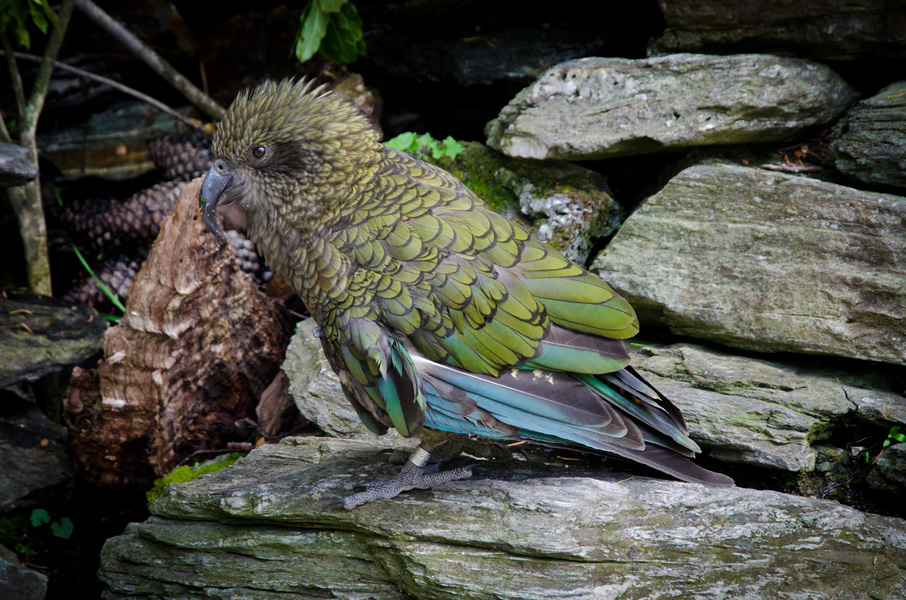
[335,460,473,510]
[331,447,472,510]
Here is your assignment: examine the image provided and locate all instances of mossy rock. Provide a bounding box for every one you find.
[147,453,243,504]
[100,437,906,600]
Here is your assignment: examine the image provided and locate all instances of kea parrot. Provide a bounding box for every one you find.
[200,79,733,508]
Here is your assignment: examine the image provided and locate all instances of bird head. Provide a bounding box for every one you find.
[200,78,381,242]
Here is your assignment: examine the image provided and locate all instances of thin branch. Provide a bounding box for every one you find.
[759,163,824,174]
[24,0,76,133]
[5,0,75,296]
[7,51,202,129]
[0,31,27,123]
[0,106,11,144]
[73,0,225,120]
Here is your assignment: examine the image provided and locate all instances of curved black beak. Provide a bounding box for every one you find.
[199,159,233,242]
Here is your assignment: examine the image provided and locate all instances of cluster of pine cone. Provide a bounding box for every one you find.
[226,230,274,288]
[60,130,272,312]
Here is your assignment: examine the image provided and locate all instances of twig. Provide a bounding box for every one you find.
[0,106,11,144]
[0,32,23,143]
[7,51,202,129]
[759,163,824,174]
[72,0,225,120]
[0,31,27,121]
[28,0,76,132]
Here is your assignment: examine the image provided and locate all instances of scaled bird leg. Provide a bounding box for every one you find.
[337,435,474,510]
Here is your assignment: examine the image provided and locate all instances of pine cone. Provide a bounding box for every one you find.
[64,253,143,311]
[97,180,185,249]
[226,229,273,287]
[58,197,115,239]
[147,131,213,181]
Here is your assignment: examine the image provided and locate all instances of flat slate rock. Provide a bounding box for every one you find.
[0,291,107,390]
[0,142,38,187]
[485,54,857,160]
[0,545,46,600]
[592,162,906,365]
[99,437,906,600]
[649,0,906,60]
[833,80,906,192]
[629,342,906,472]
[37,102,195,180]
[0,400,74,511]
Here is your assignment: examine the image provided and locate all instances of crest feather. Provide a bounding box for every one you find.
[214,78,378,158]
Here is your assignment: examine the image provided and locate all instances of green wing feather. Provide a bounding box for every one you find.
[320,147,642,437]
[380,339,426,437]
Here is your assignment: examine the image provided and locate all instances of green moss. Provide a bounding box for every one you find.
[0,513,34,558]
[147,453,244,504]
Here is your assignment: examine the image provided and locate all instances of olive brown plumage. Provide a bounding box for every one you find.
[200,80,732,508]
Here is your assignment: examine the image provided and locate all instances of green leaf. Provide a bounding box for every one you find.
[441,136,465,159]
[317,0,347,12]
[28,3,47,33]
[383,132,416,152]
[295,1,329,63]
[5,114,19,139]
[415,132,434,150]
[27,0,60,34]
[317,2,365,64]
[383,132,465,162]
[295,0,364,64]
[29,508,51,527]
[14,543,37,559]
[321,13,354,62]
[50,517,74,540]
[15,22,30,49]
[319,22,348,63]
[0,1,26,32]
[1,0,60,48]
[339,1,363,40]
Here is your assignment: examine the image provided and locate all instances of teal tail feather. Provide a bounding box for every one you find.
[415,356,733,487]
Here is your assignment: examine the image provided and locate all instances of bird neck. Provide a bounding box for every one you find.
[254,224,350,321]
[246,158,381,320]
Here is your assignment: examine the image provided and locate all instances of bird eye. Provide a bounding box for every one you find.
[251,145,267,159]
